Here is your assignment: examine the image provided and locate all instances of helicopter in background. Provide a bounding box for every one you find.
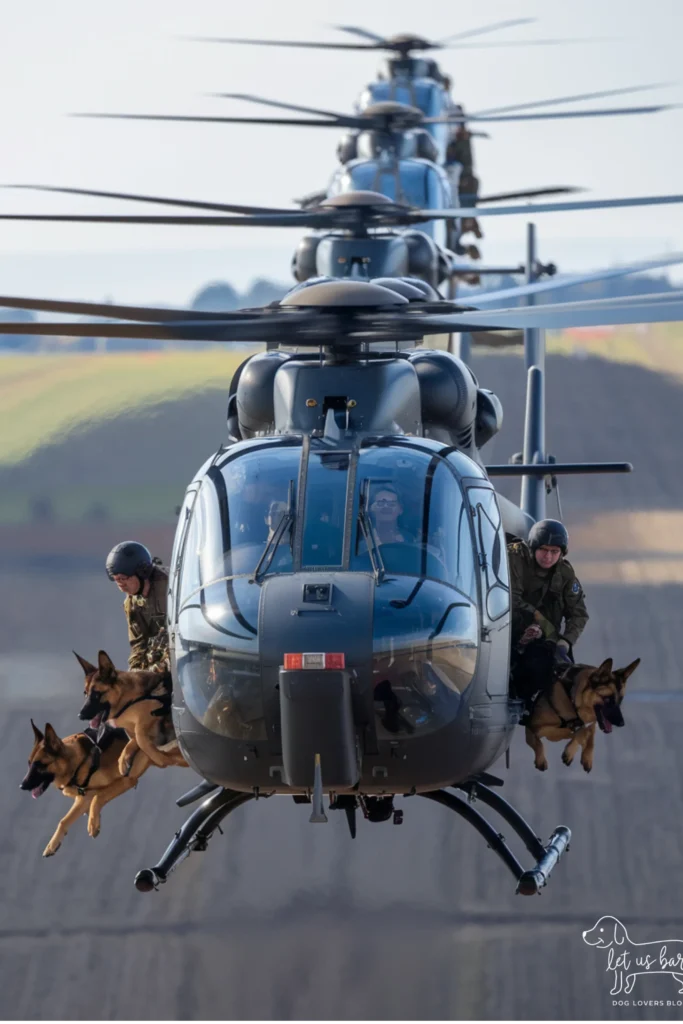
[3,263,683,894]
[192,22,674,210]
[77,84,677,271]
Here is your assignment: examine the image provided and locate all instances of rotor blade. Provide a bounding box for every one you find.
[72,112,359,128]
[438,18,535,44]
[446,37,604,50]
[0,320,293,342]
[418,194,683,220]
[430,104,675,124]
[332,25,386,44]
[3,184,294,217]
[0,294,242,322]
[0,212,324,226]
[473,82,673,117]
[468,252,683,307]
[475,187,583,205]
[185,35,378,51]
[212,92,348,122]
[440,291,683,331]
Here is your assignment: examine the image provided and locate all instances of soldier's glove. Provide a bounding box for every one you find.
[520,624,543,645]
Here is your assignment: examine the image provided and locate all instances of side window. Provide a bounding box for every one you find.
[169,487,198,620]
[469,487,510,621]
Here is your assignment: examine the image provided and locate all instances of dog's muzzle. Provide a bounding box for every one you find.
[79,696,110,729]
[20,765,54,798]
[595,699,624,734]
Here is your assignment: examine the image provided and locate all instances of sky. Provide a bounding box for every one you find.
[0,0,682,304]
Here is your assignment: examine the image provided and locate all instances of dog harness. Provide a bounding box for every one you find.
[64,737,102,796]
[546,664,584,732]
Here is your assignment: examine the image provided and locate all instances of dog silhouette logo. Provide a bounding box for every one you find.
[583,916,683,996]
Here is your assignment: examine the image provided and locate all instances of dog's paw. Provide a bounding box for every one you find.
[561,749,575,767]
[118,755,132,777]
[534,759,548,772]
[42,840,61,857]
[87,815,101,838]
[581,760,593,773]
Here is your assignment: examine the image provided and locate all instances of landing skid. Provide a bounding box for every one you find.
[134,777,570,895]
[425,780,571,896]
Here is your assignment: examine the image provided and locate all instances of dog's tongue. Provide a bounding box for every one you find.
[603,718,613,734]
[90,713,103,730]
[32,782,47,799]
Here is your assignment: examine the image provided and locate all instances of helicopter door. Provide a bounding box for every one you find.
[468,486,511,697]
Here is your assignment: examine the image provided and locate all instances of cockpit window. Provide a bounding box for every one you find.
[469,486,510,620]
[350,446,476,594]
[185,445,302,594]
[301,449,350,567]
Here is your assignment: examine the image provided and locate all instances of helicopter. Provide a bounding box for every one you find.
[4,254,683,895]
[76,88,678,269]
[8,183,683,315]
[189,23,675,198]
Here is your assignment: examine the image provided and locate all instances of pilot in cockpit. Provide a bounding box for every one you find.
[368,486,411,545]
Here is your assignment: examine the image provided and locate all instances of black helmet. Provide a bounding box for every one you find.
[528,519,568,555]
[106,541,153,581]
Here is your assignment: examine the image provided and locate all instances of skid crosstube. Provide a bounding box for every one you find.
[134,777,570,895]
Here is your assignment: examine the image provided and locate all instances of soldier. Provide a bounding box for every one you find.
[508,520,589,706]
[105,541,169,671]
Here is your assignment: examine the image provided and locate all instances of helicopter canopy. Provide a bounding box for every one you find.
[172,436,510,740]
[329,161,452,243]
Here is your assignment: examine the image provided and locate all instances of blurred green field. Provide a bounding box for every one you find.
[0,349,252,467]
[2,326,682,473]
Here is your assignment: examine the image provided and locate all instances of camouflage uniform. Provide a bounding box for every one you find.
[124,565,169,670]
[508,541,589,647]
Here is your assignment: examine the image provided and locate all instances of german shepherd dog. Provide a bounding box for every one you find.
[74,651,187,776]
[20,721,151,857]
[525,657,640,772]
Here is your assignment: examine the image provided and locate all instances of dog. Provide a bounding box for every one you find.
[74,650,187,776]
[525,657,640,772]
[20,720,151,857]
[583,915,683,995]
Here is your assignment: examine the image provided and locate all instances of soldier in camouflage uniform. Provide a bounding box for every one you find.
[105,541,169,671]
[508,519,589,707]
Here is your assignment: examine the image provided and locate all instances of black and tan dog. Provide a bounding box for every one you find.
[20,721,151,857]
[74,651,187,776]
[525,657,640,772]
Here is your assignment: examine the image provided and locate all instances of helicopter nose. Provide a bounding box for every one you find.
[259,573,374,790]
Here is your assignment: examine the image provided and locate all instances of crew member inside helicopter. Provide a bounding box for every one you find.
[106,541,169,670]
[369,485,410,544]
[445,106,482,240]
[508,520,589,708]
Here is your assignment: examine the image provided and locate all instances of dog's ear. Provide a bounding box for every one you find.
[73,652,96,676]
[592,658,613,682]
[43,723,62,753]
[615,658,640,684]
[613,917,628,945]
[30,719,44,743]
[97,651,116,680]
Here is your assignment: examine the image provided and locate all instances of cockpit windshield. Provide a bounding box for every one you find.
[178,439,479,603]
